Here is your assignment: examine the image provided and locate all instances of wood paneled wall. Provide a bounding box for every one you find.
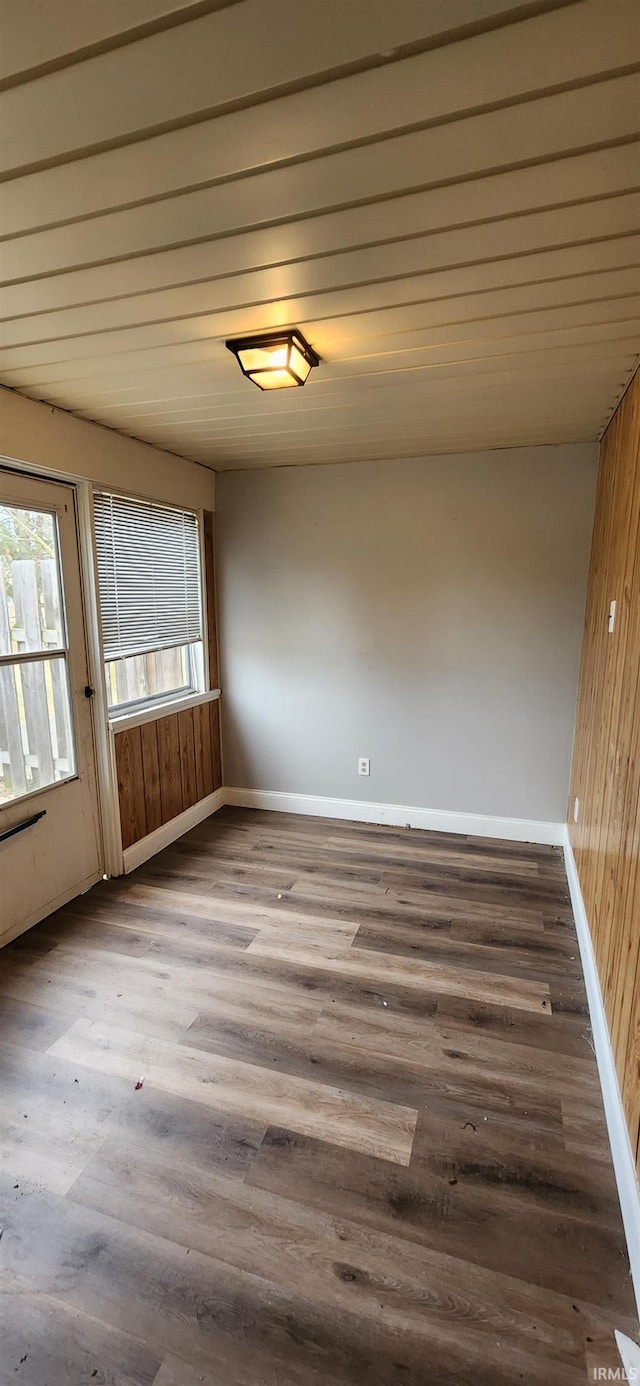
[114,698,222,849]
[569,367,640,1169]
[113,508,222,852]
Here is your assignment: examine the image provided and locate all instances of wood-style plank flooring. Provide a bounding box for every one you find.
[0,807,636,1384]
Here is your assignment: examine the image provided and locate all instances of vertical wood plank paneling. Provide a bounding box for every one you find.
[620,798,640,1156]
[114,726,147,850]
[115,699,222,847]
[192,700,207,803]
[202,698,215,797]
[156,712,183,825]
[140,719,162,834]
[569,366,640,1171]
[210,697,222,790]
[195,700,213,798]
[608,625,640,1063]
[178,706,198,810]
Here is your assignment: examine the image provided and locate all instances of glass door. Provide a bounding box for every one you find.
[0,470,102,943]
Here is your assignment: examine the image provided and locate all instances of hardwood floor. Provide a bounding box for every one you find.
[0,807,636,1384]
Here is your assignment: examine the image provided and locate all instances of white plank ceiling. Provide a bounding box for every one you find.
[0,0,639,470]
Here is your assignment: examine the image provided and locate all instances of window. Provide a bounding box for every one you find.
[0,504,76,803]
[93,491,205,715]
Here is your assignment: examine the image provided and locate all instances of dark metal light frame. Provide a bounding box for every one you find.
[225,329,320,391]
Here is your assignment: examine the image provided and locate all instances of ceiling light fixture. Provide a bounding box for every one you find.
[225,329,319,391]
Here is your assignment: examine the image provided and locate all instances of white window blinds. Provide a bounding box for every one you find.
[93,491,203,661]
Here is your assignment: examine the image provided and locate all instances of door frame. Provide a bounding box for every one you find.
[75,481,124,877]
[0,453,124,883]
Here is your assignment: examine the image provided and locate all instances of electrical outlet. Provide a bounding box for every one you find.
[358,757,370,776]
[573,797,580,824]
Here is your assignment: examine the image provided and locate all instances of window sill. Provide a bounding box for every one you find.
[108,688,221,735]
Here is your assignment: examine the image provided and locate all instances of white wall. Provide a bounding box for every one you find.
[0,387,215,511]
[217,444,597,824]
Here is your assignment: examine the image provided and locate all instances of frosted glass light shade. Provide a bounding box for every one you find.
[226,330,319,390]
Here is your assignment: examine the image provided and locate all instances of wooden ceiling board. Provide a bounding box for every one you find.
[34,343,639,424]
[20,340,637,413]
[1,0,574,174]
[6,258,635,368]
[4,92,638,286]
[3,197,637,380]
[3,259,637,377]
[2,147,637,317]
[9,320,636,401]
[157,409,612,455]
[0,0,227,84]
[0,0,638,469]
[65,341,637,418]
[2,138,637,349]
[3,230,637,348]
[125,373,631,442]
[3,51,636,237]
[74,355,635,423]
[180,423,611,468]
[183,390,619,435]
[141,395,611,435]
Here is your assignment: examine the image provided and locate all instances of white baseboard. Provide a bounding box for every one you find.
[563,828,640,1316]
[224,787,564,845]
[122,788,225,873]
[120,787,562,877]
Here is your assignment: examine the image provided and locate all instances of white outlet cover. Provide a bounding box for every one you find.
[358,758,370,776]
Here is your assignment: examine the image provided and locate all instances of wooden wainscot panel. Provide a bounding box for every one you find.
[114,697,222,852]
[210,696,223,791]
[140,718,163,835]
[114,726,147,850]
[193,700,212,800]
[569,366,640,1169]
[156,712,183,824]
[178,706,198,811]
